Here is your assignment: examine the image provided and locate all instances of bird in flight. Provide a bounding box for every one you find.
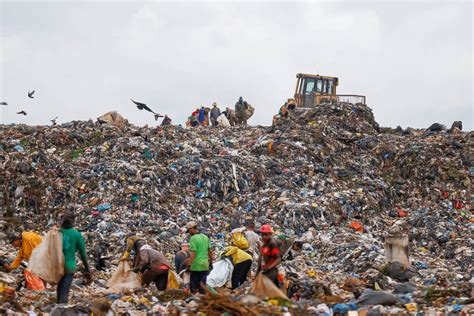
[51,117,58,125]
[0,102,7,106]
[17,110,27,115]
[28,90,35,98]
[131,99,157,114]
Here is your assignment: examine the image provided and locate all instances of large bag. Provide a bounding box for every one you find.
[251,272,288,300]
[24,270,46,290]
[206,259,233,288]
[166,270,183,290]
[231,228,249,250]
[106,261,141,293]
[217,114,231,127]
[27,228,65,285]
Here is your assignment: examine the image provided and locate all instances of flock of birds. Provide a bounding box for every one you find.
[1,92,163,125]
[1,90,43,119]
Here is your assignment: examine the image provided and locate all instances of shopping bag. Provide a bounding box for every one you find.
[251,272,288,299]
[106,261,141,293]
[27,227,65,285]
[24,270,46,290]
[206,258,233,288]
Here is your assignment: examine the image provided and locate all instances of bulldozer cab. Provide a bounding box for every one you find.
[294,73,365,108]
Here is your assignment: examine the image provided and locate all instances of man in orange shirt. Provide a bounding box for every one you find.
[5,231,43,272]
[5,231,45,290]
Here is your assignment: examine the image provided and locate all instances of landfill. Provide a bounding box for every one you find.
[0,102,472,315]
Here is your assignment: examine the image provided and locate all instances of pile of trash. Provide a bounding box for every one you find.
[0,102,472,315]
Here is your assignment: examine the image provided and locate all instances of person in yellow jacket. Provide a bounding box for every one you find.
[120,235,146,267]
[5,231,43,272]
[224,246,252,289]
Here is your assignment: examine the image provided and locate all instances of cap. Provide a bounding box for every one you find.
[186,221,197,230]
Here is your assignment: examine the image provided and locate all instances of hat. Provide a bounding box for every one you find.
[186,221,197,230]
[259,224,273,233]
[212,102,217,107]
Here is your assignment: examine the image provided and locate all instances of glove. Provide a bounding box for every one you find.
[84,272,92,285]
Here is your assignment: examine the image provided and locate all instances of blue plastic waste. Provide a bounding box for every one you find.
[96,203,112,212]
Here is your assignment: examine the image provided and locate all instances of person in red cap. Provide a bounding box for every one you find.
[256,224,281,287]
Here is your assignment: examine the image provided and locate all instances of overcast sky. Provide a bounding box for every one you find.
[0,1,472,129]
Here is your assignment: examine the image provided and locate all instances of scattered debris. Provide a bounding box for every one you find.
[0,102,471,314]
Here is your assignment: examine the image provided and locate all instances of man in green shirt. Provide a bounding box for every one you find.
[187,221,213,294]
[58,213,91,304]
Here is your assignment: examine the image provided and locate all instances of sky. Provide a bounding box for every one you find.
[0,0,472,129]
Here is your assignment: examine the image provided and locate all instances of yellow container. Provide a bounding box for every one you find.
[405,303,418,312]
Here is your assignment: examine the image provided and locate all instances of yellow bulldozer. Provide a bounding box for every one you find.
[293,73,366,108]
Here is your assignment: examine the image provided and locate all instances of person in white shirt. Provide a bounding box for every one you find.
[243,221,260,258]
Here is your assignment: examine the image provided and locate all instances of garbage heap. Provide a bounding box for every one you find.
[0,102,472,315]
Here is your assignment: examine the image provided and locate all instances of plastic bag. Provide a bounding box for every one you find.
[167,270,183,290]
[217,114,231,127]
[231,228,249,250]
[24,270,46,290]
[27,228,65,285]
[106,261,141,293]
[206,259,233,288]
[356,289,399,306]
[251,272,288,300]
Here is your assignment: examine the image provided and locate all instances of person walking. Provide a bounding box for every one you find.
[256,224,281,287]
[186,221,212,294]
[57,213,91,304]
[210,102,221,127]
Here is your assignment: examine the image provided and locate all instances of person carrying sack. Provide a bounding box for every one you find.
[58,213,91,304]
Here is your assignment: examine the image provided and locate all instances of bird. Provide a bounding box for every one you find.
[28,90,35,98]
[131,99,156,114]
[154,113,164,121]
[51,117,58,125]
[0,102,7,106]
[17,111,27,115]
